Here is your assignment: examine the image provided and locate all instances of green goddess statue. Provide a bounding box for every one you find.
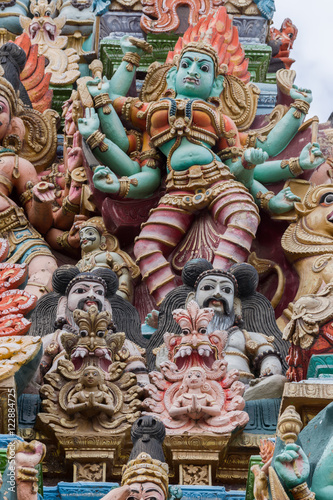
[78,8,324,305]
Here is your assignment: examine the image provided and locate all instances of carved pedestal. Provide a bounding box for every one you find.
[280,381,333,426]
[55,433,125,482]
[164,434,232,486]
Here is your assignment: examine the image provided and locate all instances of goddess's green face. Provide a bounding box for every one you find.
[175,51,215,100]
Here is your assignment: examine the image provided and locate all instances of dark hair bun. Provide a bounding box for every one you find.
[92,268,119,296]
[52,265,80,294]
[182,258,213,288]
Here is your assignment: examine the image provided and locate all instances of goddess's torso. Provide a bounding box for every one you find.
[147,98,222,171]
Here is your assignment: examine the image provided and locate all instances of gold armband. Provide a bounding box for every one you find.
[256,190,275,213]
[86,130,108,152]
[217,146,243,162]
[121,97,140,123]
[118,177,138,198]
[122,52,141,72]
[56,230,72,250]
[288,157,303,177]
[62,196,80,215]
[93,93,112,114]
[290,482,315,500]
[0,174,13,194]
[291,99,310,119]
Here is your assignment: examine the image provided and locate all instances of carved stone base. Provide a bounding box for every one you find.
[56,433,125,482]
[164,434,232,485]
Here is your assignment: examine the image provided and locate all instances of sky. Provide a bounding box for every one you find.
[272,0,333,123]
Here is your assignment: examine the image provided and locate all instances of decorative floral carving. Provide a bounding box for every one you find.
[181,464,209,485]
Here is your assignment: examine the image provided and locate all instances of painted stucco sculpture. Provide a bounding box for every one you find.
[0,0,330,494]
[20,0,80,85]
[30,266,148,387]
[278,184,333,327]
[224,0,275,20]
[38,303,143,437]
[79,7,324,306]
[15,33,53,113]
[0,44,58,298]
[283,281,333,381]
[189,268,286,398]
[0,238,37,336]
[269,18,298,72]
[268,404,333,499]
[144,300,249,434]
[149,260,288,400]
[76,216,140,302]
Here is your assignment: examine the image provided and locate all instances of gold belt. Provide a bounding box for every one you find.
[166,160,233,191]
[0,205,28,233]
[160,179,245,212]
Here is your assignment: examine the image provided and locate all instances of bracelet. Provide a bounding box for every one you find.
[93,93,112,115]
[290,482,315,500]
[241,154,256,170]
[288,157,303,177]
[86,130,108,152]
[290,99,310,119]
[19,181,34,206]
[56,231,72,250]
[253,350,282,375]
[62,196,80,215]
[217,146,244,162]
[256,190,275,213]
[118,177,139,198]
[118,177,131,198]
[127,129,142,152]
[122,52,141,72]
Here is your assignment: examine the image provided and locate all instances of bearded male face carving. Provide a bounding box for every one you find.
[67,280,106,313]
[194,273,237,332]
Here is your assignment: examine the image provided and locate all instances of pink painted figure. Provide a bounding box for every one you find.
[143,300,248,434]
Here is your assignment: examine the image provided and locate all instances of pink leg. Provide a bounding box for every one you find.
[210,183,260,269]
[134,203,194,305]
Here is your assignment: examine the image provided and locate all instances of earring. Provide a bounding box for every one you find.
[3,134,22,153]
